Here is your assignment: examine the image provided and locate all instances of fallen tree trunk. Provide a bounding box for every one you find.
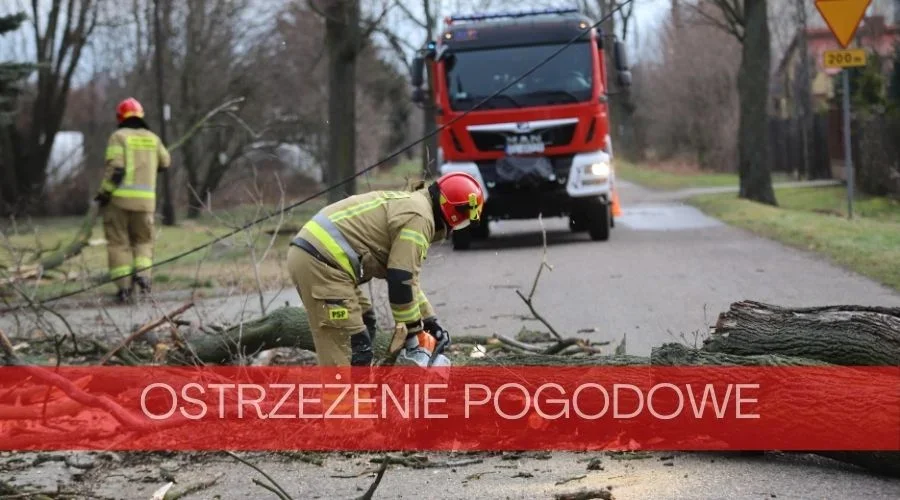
[705,301,900,365]
[37,203,101,271]
[170,306,316,365]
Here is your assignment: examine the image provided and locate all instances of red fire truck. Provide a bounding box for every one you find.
[410,7,631,250]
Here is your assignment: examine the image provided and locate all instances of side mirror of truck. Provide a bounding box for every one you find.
[617,70,632,88]
[411,87,425,104]
[613,40,629,72]
[411,56,425,88]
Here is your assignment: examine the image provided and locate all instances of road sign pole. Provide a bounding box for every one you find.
[841,68,854,219]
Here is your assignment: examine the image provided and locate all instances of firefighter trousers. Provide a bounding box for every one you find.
[103,204,155,290]
[286,244,375,367]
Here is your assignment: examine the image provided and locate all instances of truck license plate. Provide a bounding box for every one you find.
[505,133,545,155]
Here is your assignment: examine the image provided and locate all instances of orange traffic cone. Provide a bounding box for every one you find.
[611,187,622,217]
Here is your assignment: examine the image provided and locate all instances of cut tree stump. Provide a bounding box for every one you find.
[704,301,900,365]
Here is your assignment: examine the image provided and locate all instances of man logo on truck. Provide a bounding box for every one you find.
[410,7,631,250]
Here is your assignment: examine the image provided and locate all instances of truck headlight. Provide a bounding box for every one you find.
[589,162,610,177]
[579,161,610,186]
[582,162,610,177]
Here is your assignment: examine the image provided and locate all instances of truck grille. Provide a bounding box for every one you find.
[476,154,574,192]
[469,123,577,152]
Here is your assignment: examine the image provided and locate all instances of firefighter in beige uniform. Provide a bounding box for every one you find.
[94,98,171,302]
[286,172,485,367]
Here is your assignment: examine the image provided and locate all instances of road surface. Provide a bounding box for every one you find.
[2,180,899,499]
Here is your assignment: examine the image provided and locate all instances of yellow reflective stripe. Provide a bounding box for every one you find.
[330,197,388,222]
[329,191,412,222]
[391,304,420,322]
[305,221,357,279]
[105,145,124,161]
[134,257,152,270]
[126,136,158,150]
[400,228,429,249]
[109,265,132,279]
[112,189,155,199]
[416,290,429,307]
[100,180,117,192]
[124,148,135,185]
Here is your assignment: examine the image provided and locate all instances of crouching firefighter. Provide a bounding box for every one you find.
[93,98,171,303]
[286,172,485,374]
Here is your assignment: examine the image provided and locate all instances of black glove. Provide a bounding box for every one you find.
[94,191,111,207]
[423,317,450,353]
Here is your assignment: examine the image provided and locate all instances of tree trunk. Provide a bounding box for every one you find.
[737,0,777,205]
[325,0,360,204]
[421,0,439,176]
[704,301,900,365]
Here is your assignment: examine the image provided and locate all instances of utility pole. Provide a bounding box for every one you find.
[795,0,811,179]
[154,0,176,226]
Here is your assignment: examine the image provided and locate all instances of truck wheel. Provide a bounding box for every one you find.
[588,203,611,241]
[472,221,490,240]
[452,227,473,250]
[569,214,588,232]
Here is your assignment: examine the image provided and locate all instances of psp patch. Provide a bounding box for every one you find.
[328,306,350,321]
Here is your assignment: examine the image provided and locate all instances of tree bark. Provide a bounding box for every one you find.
[325,0,360,203]
[736,0,777,205]
[704,301,900,365]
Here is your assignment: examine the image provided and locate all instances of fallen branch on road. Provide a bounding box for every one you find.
[514,214,563,341]
[99,301,195,365]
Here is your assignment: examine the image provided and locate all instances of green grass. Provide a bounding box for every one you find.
[616,161,794,190]
[688,186,900,290]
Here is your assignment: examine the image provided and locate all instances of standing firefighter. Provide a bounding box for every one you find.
[286,172,484,369]
[94,98,171,303]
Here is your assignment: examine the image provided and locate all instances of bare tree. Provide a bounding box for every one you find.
[585,0,637,160]
[631,6,740,170]
[0,0,104,216]
[307,0,392,202]
[689,0,778,205]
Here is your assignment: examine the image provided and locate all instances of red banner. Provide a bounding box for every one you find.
[1,366,897,452]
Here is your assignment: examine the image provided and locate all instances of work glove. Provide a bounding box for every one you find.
[93,191,111,207]
[423,317,451,354]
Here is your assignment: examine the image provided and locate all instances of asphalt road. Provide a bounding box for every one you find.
[3,179,900,499]
[417,180,900,356]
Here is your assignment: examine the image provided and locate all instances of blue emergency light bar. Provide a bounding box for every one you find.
[446,7,579,25]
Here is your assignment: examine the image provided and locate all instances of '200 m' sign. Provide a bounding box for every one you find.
[505,133,545,155]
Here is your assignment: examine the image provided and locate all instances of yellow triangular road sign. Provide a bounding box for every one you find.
[815,0,872,48]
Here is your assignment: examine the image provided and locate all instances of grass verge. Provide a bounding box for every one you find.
[616,161,793,190]
[688,186,900,291]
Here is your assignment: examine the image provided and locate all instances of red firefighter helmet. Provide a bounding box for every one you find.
[435,172,484,229]
[116,98,145,123]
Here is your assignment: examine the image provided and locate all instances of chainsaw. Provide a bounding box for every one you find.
[389,324,451,369]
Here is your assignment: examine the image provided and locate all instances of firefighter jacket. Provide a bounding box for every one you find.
[292,188,446,333]
[98,128,171,212]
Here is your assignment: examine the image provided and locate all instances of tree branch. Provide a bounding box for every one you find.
[361,0,394,40]
[687,1,744,42]
[514,214,564,341]
[393,0,427,28]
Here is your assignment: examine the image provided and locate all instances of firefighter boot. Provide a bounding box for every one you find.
[133,276,151,295]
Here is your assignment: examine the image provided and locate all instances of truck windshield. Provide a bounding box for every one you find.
[444,42,595,111]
